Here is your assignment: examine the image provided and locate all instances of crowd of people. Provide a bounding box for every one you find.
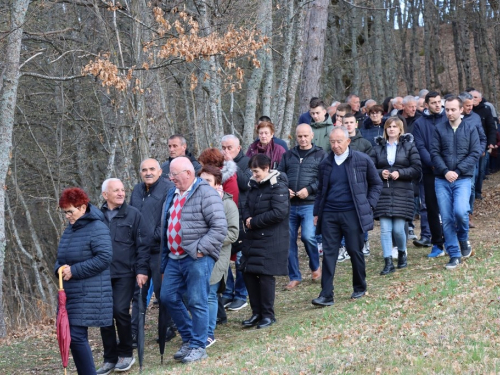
[54,88,499,373]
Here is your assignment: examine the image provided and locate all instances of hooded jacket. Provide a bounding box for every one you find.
[54,204,113,327]
[310,113,334,151]
[412,108,447,174]
[246,138,286,169]
[221,160,239,206]
[241,170,290,276]
[370,134,422,220]
[349,129,372,154]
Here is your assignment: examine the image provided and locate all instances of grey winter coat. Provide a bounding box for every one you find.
[370,134,422,220]
[210,192,239,285]
[54,204,113,327]
[160,178,228,272]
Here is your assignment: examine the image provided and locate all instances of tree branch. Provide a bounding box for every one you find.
[19,72,85,81]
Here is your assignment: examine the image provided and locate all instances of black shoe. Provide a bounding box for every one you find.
[257,317,276,329]
[311,296,334,307]
[445,257,461,270]
[131,333,137,349]
[351,291,366,299]
[221,297,233,308]
[459,240,473,258]
[475,193,483,200]
[413,237,431,247]
[216,317,228,325]
[380,257,395,275]
[242,314,261,327]
[155,326,177,343]
[397,251,407,269]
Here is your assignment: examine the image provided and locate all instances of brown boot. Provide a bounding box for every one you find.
[311,267,322,281]
[284,280,300,291]
[469,214,475,228]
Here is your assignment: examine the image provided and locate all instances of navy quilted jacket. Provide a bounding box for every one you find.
[54,204,113,327]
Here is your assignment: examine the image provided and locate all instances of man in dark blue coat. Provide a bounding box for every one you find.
[97,178,150,374]
[130,158,176,345]
[412,91,447,257]
[312,126,382,306]
[430,96,481,270]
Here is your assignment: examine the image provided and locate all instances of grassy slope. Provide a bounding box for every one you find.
[2,187,500,374]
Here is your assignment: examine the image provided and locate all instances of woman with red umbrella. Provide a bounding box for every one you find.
[55,187,113,374]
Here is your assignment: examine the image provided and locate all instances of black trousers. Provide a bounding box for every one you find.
[320,210,366,299]
[131,253,173,336]
[101,276,135,362]
[422,173,444,247]
[243,272,276,319]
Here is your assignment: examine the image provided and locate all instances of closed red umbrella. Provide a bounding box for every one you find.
[57,267,71,375]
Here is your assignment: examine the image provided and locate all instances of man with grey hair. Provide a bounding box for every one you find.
[129,158,176,347]
[160,157,227,363]
[97,178,150,374]
[419,89,429,99]
[161,135,201,180]
[311,126,382,306]
[398,95,421,134]
[346,94,365,125]
[390,97,404,116]
[220,134,251,312]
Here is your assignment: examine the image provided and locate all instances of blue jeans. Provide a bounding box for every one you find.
[222,252,247,301]
[70,325,96,374]
[469,165,477,214]
[161,255,215,349]
[288,205,320,281]
[380,217,407,258]
[207,281,220,338]
[435,178,471,258]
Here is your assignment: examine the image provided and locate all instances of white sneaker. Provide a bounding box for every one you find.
[392,247,398,260]
[318,242,323,256]
[362,241,370,256]
[338,246,349,262]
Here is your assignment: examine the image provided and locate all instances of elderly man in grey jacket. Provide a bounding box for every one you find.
[160,157,227,364]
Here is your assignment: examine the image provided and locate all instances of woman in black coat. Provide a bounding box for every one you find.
[241,154,289,329]
[55,188,113,374]
[370,117,421,275]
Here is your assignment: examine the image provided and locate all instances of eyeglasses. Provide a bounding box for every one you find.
[62,207,81,216]
[168,170,187,178]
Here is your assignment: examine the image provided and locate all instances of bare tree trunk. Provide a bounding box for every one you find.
[298,0,329,113]
[281,3,307,144]
[350,6,360,94]
[0,0,30,338]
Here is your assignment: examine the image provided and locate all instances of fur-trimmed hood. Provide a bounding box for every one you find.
[221,160,238,184]
[374,133,414,146]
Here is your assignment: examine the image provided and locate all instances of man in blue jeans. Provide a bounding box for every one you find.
[160,158,227,363]
[430,96,481,270]
[278,124,327,290]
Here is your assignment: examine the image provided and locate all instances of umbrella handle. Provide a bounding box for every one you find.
[58,267,64,290]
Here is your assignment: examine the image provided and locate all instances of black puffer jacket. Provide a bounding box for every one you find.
[370,134,422,220]
[54,204,113,327]
[130,177,174,254]
[241,170,289,276]
[473,98,497,148]
[277,144,327,205]
[101,202,151,278]
[314,149,383,233]
[430,120,481,179]
[233,150,252,213]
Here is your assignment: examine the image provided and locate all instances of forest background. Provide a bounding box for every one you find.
[0,0,499,338]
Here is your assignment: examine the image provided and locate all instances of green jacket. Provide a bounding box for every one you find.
[310,114,333,151]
